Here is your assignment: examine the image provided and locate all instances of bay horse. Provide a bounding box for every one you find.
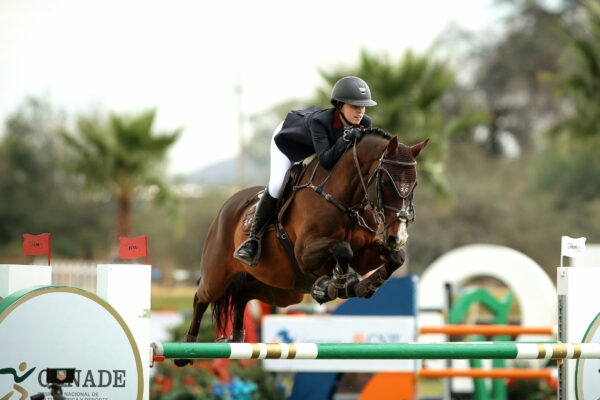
[176,129,428,366]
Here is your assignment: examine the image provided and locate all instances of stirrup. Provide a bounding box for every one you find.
[233,238,262,267]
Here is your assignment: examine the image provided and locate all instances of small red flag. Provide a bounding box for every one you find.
[119,236,149,264]
[23,233,51,265]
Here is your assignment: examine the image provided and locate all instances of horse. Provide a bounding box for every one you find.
[175,128,429,366]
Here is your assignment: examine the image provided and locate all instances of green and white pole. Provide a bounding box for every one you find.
[151,342,600,362]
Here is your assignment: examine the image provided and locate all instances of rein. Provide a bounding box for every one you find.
[293,137,417,240]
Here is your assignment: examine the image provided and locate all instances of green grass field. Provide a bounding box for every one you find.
[151,284,197,310]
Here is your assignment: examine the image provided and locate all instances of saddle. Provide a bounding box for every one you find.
[239,155,318,292]
[240,155,315,235]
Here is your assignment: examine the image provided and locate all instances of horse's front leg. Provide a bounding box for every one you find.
[325,240,361,300]
[299,237,359,303]
[354,248,406,299]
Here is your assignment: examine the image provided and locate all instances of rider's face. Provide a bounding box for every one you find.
[340,104,365,127]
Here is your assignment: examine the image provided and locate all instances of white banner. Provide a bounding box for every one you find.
[261,315,416,372]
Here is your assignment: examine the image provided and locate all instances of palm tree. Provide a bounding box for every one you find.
[60,109,181,243]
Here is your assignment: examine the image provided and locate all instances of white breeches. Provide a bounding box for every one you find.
[267,121,291,198]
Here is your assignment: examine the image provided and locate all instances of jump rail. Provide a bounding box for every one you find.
[419,325,555,336]
[151,342,600,361]
[419,368,554,380]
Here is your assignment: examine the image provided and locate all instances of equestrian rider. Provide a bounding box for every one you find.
[234,76,378,266]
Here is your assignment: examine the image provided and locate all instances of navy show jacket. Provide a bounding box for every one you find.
[274,106,372,170]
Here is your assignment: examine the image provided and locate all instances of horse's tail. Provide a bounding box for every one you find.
[211,273,247,338]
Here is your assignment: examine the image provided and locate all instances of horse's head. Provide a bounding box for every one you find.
[361,135,429,251]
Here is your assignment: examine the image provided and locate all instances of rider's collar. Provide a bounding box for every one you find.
[333,110,342,129]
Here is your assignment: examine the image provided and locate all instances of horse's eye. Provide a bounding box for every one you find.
[382,180,389,187]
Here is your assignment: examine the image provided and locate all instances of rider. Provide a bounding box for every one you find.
[234,76,378,266]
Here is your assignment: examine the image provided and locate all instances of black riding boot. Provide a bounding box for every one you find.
[234,190,278,266]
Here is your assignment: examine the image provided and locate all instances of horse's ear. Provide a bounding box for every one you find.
[385,136,399,158]
[410,138,430,158]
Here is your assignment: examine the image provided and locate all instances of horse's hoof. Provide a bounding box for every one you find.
[228,329,246,343]
[173,358,193,367]
[311,276,334,304]
[184,334,197,343]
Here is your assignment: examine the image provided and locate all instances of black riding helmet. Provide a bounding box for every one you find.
[331,76,377,107]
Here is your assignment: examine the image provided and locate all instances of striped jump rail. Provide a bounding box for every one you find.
[419,325,555,336]
[150,342,600,362]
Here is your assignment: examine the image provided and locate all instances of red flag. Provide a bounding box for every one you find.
[23,233,51,265]
[119,236,149,264]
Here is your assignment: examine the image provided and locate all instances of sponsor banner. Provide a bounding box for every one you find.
[261,315,416,372]
[0,287,142,399]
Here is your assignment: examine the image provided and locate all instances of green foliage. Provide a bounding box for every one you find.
[169,317,216,343]
[469,1,570,153]
[136,189,229,270]
[536,2,600,205]
[150,361,284,400]
[533,144,600,207]
[543,2,600,146]
[61,110,181,197]
[0,97,111,259]
[60,109,181,237]
[406,141,599,275]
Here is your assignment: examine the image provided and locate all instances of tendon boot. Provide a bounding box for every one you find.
[234,190,278,266]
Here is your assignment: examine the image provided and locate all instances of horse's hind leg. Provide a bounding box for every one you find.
[184,292,210,342]
[227,297,249,343]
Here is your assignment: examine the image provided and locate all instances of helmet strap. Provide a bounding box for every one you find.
[334,103,356,127]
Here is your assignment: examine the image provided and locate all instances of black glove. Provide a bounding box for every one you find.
[343,127,363,142]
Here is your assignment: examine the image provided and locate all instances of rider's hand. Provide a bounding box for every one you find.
[343,127,363,142]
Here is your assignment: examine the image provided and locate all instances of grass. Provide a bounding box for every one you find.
[151,284,197,311]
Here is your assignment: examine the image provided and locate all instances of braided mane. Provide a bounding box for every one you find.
[360,127,392,140]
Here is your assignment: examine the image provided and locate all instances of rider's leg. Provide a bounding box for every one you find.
[234,123,289,266]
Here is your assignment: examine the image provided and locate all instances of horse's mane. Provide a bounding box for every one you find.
[359,127,392,140]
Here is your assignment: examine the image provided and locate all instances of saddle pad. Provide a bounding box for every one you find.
[240,155,314,236]
[241,200,259,234]
[240,192,276,236]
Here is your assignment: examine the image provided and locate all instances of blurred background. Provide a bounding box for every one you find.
[1,0,599,282]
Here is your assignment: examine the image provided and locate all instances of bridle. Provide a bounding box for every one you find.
[294,137,418,242]
[351,141,417,237]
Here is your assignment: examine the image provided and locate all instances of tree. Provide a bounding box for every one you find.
[0,98,63,245]
[0,97,112,259]
[536,2,600,206]
[465,0,576,154]
[60,109,181,243]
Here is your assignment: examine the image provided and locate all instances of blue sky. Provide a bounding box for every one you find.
[0,0,503,174]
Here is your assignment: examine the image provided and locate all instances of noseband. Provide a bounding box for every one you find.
[294,138,417,240]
